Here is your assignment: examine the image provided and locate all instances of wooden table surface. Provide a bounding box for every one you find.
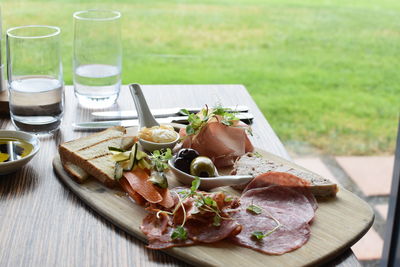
[0,85,360,267]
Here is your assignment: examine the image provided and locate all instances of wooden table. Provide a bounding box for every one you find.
[0,85,360,267]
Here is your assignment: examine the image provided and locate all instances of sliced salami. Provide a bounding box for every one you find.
[230,185,315,255]
[186,218,242,243]
[244,172,318,211]
[141,188,242,249]
[141,212,195,249]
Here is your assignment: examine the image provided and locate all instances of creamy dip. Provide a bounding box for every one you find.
[138,125,178,143]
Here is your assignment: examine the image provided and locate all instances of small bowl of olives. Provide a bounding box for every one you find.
[168,148,254,190]
[172,148,218,177]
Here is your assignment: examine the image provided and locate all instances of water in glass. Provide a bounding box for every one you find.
[9,76,63,133]
[73,64,120,108]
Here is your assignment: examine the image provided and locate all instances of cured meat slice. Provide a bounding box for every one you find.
[141,187,242,249]
[180,119,253,168]
[156,187,175,209]
[244,172,318,211]
[122,169,174,208]
[141,212,195,249]
[119,176,146,206]
[123,169,163,203]
[230,186,315,255]
[186,217,242,243]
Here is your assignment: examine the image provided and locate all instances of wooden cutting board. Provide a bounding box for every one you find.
[52,148,374,267]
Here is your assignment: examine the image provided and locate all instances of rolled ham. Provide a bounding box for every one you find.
[180,119,254,168]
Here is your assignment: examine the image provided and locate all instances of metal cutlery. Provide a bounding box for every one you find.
[73,112,254,130]
[91,105,249,120]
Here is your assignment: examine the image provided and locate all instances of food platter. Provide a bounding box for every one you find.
[53,140,374,267]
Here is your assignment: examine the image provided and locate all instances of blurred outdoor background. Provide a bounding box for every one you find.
[2,0,398,157]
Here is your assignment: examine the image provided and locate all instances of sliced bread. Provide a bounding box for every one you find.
[59,127,137,187]
[60,126,126,154]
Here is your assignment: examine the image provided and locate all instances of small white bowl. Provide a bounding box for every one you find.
[139,131,180,152]
[0,130,40,175]
[168,158,254,190]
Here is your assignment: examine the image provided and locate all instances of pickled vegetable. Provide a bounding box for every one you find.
[148,170,169,188]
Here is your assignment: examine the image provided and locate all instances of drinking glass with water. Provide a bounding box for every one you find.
[73,10,122,109]
[0,8,6,92]
[6,25,64,134]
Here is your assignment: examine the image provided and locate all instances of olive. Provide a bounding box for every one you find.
[190,156,217,177]
[174,157,191,174]
[177,148,199,162]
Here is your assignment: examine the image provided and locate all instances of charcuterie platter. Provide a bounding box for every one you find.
[53,118,374,267]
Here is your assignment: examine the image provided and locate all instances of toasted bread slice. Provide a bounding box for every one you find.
[60,126,126,153]
[62,161,89,183]
[232,153,338,197]
[59,127,137,187]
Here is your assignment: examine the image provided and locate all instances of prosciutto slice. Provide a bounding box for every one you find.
[230,185,315,255]
[180,119,253,168]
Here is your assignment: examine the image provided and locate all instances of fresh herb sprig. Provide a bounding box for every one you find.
[149,148,173,172]
[250,208,282,240]
[157,177,235,241]
[147,148,173,188]
[171,226,187,241]
[247,204,263,215]
[181,105,240,136]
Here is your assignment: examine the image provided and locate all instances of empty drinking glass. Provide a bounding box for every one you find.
[73,10,122,109]
[6,25,64,134]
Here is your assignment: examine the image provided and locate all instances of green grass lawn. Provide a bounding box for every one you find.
[2,0,399,155]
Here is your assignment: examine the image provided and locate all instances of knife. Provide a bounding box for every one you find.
[73,113,254,130]
[91,105,249,120]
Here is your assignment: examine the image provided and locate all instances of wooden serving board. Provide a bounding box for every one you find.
[52,148,374,267]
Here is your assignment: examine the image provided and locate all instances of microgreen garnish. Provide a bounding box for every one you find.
[191,176,201,193]
[181,105,240,136]
[149,148,172,172]
[164,177,236,241]
[251,228,277,240]
[252,231,267,240]
[204,196,217,207]
[247,204,263,215]
[213,215,221,227]
[213,106,238,126]
[251,211,282,240]
[224,196,233,202]
[254,151,263,158]
[171,226,188,241]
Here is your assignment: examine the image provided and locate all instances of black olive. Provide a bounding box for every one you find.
[177,148,199,162]
[174,157,191,174]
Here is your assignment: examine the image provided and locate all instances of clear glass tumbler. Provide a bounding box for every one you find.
[6,25,64,134]
[0,8,6,92]
[73,10,122,109]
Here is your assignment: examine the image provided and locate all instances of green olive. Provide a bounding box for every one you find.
[190,156,217,177]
